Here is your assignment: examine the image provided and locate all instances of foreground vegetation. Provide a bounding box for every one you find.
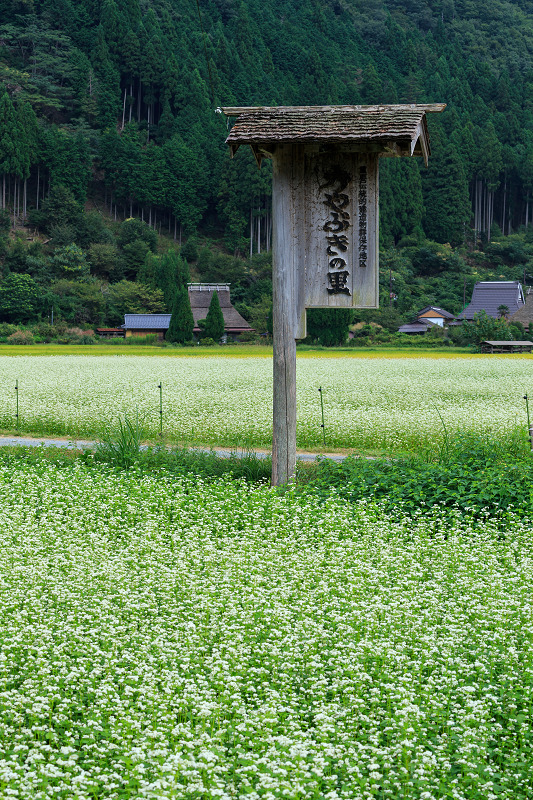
[1,353,531,454]
[0,449,532,799]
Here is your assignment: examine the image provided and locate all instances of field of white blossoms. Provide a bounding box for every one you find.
[0,353,531,452]
[0,456,532,799]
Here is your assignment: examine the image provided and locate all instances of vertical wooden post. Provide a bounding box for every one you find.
[272,146,297,485]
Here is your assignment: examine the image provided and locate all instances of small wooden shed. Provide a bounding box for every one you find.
[481,340,533,354]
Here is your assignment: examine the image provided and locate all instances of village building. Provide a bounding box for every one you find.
[509,287,533,327]
[398,305,456,334]
[122,284,253,341]
[188,283,253,339]
[457,281,525,321]
[123,314,171,340]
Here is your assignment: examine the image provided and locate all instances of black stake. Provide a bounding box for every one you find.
[158,382,163,437]
[525,394,533,451]
[318,386,326,448]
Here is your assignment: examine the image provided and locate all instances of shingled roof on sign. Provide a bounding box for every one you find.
[222,104,446,166]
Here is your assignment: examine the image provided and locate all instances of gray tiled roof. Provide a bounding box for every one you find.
[398,321,433,333]
[124,314,171,329]
[458,282,525,320]
[223,105,444,146]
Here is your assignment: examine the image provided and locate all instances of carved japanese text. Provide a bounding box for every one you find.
[321,166,352,296]
[358,165,367,268]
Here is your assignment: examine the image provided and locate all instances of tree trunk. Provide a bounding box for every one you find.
[502,174,507,232]
[36,165,40,210]
[249,206,253,257]
[23,177,27,220]
[257,211,261,254]
[121,86,127,130]
[129,84,133,123]
[174,216,177,241]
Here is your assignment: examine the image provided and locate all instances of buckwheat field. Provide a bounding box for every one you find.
[0,354,531,451]
[1,458,532,799]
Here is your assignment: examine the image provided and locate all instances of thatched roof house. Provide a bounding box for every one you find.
[509,288,533,326]
[188,284,253,336]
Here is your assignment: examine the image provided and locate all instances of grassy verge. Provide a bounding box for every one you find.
[4,425,532,523]
[298,429,533,522]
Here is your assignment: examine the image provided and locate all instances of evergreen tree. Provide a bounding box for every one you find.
[423,140,470,246]
[307,309,351,346]
[166,284,194,343]
[0,85,19,211]
[204,289,225,342]
[155,249,186,309]
[380,158,424,245]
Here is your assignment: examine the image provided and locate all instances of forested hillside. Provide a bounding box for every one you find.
[1,0,533,335]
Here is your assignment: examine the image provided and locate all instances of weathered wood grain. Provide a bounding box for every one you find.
[272,146,298,485]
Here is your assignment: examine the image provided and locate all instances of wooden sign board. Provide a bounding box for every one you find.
[272,145,378,338]
[222,105,445,484]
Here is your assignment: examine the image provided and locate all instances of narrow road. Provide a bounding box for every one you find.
[0,435,348,462]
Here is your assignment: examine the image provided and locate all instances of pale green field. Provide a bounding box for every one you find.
[1,458,532,799]
[1,353,532,452]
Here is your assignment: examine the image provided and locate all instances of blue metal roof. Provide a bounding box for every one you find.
[124,314,172,329]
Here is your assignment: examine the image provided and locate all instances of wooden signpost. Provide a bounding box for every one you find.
[222,104,445,484]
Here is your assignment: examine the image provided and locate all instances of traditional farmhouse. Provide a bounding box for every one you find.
[458,281,525,321]
[398,306,456,334]
[122,284,253,341]
[188,284,253,338]
[509,287,533,327]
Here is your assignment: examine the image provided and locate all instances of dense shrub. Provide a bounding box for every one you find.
[7,330,35,345]
[300,432,533,522]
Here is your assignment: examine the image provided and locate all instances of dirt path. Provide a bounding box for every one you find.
[0,435,348,462]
